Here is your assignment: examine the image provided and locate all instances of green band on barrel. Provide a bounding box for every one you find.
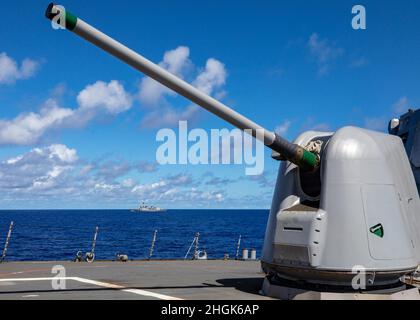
[300,150,318,171]
[65,11,78,31]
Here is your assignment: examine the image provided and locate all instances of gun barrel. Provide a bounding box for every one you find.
[45,3,319,171]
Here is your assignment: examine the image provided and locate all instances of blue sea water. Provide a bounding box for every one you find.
[0,210,269,261]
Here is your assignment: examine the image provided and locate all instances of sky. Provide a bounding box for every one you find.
[0,0,419,209]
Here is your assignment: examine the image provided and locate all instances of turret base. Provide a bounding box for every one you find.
[260,277,420,300]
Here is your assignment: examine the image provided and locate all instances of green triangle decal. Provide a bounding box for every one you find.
[370,224,384,238]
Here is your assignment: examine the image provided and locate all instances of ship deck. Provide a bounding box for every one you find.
[0,260,273,300]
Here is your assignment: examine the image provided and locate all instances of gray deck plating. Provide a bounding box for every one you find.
[0,260,272,300]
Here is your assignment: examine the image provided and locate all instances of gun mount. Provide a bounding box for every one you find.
[45,3,420,295]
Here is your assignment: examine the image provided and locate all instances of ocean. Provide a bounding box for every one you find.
[0,209,269,261]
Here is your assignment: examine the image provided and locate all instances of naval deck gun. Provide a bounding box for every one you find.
[45,4,420,294]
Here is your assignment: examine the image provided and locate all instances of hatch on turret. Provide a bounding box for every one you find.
[361,184,412,260]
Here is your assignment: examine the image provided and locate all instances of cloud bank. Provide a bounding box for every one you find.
[0,52,40,84]
[0,144,229,207]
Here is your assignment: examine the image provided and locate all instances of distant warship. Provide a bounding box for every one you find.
[131,201,166,213]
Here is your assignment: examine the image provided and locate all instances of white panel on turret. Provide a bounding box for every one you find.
[361,185,413,260]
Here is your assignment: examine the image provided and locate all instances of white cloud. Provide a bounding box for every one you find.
[193,58,226,95]
[140,104,200,129]
[77,80,132,114]
[94,182,119,191]
[32,164,69,190]
[0,144,157,199]
[0,99,74,145]
[300,117,331,132]
[0,80,132,146]
[20,58,40,79]
[138,46,227,128]
[95,159,157,182]
[307,33,344,75]
[131,173,225,204]
[122,178,136,188]
[47,144,78,163]
[139,75,169,106]
[275,120,291,136]
[0,143,163,204]
[0,52,40,84]
[392,96,409,114]
[139,46,191,105]
[364,96,411,132]
[162,46,191,75]
[0,144,78,192]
